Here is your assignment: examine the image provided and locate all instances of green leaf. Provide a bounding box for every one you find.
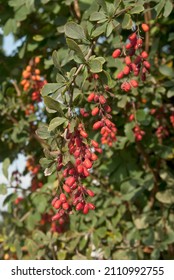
[97,0,107,13]
[167,87,174,98]
[90,11,106,21]
[130,5,144,14]
[33,34,44,41]
[52,50,62,72]
[164,0,173,17]
[155,0,165,17]
[65,22,86,39]
[136,109,146,122]
[117,95,127,108]
[43,96,64,115]
[159,65,174,77]
[156,189,174,204]
[3,19,17,36]
[122,13,132,29]
[2,158,10,179]
[41,83,65,96]
[36,124,50,139]
[106,21,113,37]
[88,58,103,73]
[124,122,135,142]
[92,22,107,37]
[66,38,86,63]
[48,117,68,131]
[0,184,7,195]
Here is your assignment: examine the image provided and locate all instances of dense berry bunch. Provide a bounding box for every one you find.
[51,123,98,225]
[20,57,46,101]
[112,24,150,92]
[133,125,145,141]
[87,92,117,146]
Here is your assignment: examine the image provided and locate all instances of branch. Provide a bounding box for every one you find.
[11,80,21,97]
[73,0,81,20]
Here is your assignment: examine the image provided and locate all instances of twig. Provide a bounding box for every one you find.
[11,80,21,97]
[74,0,81,20]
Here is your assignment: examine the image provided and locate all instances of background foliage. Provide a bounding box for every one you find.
[0,0,174,260]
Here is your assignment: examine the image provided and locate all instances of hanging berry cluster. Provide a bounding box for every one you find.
[20,57,47,102]
[87,92,117,146]
[51,123,99,225]
[112,23,150,92]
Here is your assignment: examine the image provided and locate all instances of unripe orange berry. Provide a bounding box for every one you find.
[141,23,149,32]
[35,57,40,64]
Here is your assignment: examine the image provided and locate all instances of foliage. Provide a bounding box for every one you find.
[0,0,174,260]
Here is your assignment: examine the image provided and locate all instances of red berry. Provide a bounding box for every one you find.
[52,212,61,221]
[130,80,138,88]
[88,203,95,210]
[99,95,106,104]
[93,121,103,130]
[125,43,132,49]
[65,176,76,186]
[117,71,124,79]
[91,153,98,161]
[54,199,62,209]
[123,65,130,75]
[83,204,89,214]
[80,130,88,138]
[87,92,95,102]
[141,23,149,32]
[60,193,67,202]
[124,56,131,65]
[143,61,151,69]
[141,51,148,59]
[63,184,71,193]
[112,49,121,58]
[121,82,131,92]
[76,202,84,211]
[129,32,137,41]
[87,189,95,197]
[51,197,59,207]
[92,107,99,116]
[84,158,92,169]
[91,140,99,148]
[62,202,69,210]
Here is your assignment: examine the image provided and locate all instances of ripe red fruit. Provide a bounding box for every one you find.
[92,107,99,116]
[130,80,138,88]
[117,71,124,79]
[141,23,149,32]
[93,121,103,130]
[54,199,62,209]
[63,184,71,193]
[125,43,132,49]
[65,176,76,186]
[80,130,88,138]
[99,95,106,104]
[121,82,131,92]
[52,212,61,221]
[88,203,95,210]
[58,217,65,225]
[76,202,84,211]
[60,193,67,202]
[91,140,99,148]
[104,105,111,113]
[129,32,137,41]
[87,189,95,197]
[84,158,92,169]
[83,204,89,214]
[62,202,69,210]
[123,65,130,75]
[141,51,148,59]
[51,197,58,207]
[112,49,121,58]
[129,114,134,121]
[124,56,131,65]
[87,92,95,102]
[143,61,151,69]
[91,153,98,161]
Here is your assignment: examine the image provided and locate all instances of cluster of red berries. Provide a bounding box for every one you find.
[170,115,174,127]
[133,125,145,141]
[51,123,98,225]
[26,157,40,175]
[31,177,43,192]
[20,57,46,102]
[156,125,169,139]
[87,92,117,146]
[112,23,150,92]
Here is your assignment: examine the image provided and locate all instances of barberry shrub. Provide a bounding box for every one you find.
[0,0,174,260]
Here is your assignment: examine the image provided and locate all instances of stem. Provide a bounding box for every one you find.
[11,80,21,97]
